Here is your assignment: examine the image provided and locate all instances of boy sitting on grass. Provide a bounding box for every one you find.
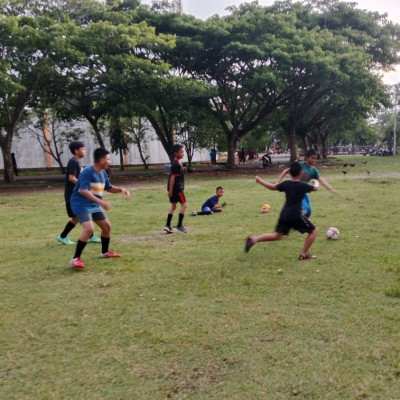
[201,186,225,214]
[245,161,319,260]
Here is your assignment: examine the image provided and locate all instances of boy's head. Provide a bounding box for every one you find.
[304,149,318,166]
[216,186,224,197]
[69,141,85,156]
[289,161,303,178]
[94,148,110,168]
[172,143,185,159]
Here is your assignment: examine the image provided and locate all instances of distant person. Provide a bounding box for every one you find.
[69,148,130,268]
[201,186,224,213]
[163,144,188,234]
[11,153,18,176]
[276,149,337,217]
[238,148,245,164]
[248,149,255,162]
[57,141,101,245]
[210,149,217,165]
[245,161,319,260]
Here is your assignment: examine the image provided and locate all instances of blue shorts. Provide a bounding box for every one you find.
[77,211,107,224]
[302,194,311,218]
[202,206,215,213]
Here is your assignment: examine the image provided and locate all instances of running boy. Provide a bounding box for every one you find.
[69,148,130,268]
[245,161,319,260]
[164,144,187,234]
[201,186,224,213]
[57,141,101,245]
[276,149,337,217]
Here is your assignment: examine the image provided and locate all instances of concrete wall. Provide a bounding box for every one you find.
[1,119,209,169]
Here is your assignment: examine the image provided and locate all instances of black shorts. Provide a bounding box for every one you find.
[169,190,186,204]
[66,202,75,218]
[276,215,315,235]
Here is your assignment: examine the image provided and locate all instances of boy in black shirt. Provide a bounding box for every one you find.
[164,144,187,234]
[245,161,319,260]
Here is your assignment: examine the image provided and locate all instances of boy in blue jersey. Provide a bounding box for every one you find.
[276,149,337,217]
[245,161,319,260]
[69,148,130,269]
[201,186,224,213]
[164,144,187,234]
[57,141,101,245]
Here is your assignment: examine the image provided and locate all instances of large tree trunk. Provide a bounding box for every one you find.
[0,128,15,183]
[226,134,237,168]
[287,126,298,162]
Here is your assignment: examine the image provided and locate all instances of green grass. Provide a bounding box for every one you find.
[1,155,400,399]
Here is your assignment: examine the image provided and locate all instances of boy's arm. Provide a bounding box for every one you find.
[318,176,337,194]
[276,168,290,184]
[255,176,278,190]
[107,186,130,197]
[79,189,111,211]
[168,175,176,197]
[68,174,78,184]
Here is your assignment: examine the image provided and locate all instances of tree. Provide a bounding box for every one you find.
[23,109,85,173]
[0,9,73,182]
[124,117,151,170]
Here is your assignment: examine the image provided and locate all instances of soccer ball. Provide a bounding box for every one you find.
[326,227,339,240]
[191,211,197,216]
[261,204,271,213]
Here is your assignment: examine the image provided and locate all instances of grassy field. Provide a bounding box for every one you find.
[1,155,400,399]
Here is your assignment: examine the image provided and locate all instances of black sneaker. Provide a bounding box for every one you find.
[245,236,254,253]
[174,226,187,234]
[163,225,173,233]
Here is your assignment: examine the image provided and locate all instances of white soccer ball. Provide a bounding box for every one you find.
[326,227,339,240]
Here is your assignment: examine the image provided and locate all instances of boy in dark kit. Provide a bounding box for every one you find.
[57,141,101,245]
[245,161,319,260]
[69,148,130,268]
[164,144,187,234]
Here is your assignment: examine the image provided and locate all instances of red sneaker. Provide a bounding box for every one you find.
[70,257,86,268]
[298,253,317,260]
[101,251,121,258]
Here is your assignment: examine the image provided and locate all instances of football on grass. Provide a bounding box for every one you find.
[326,227,339,240]
[261,204,271,213]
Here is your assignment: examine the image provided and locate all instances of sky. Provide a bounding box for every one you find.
[141,0,400,85]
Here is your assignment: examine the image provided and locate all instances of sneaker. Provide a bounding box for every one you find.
[298,253,317,260]
[245,236,254,253]
[163,225,173,233]
[174,226,187,234]
[57,235,75,245]
[88,235,101,243]
[101,251,121,258]
[70,257,86,268]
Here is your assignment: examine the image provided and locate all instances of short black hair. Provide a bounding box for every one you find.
[305,149,318,158]
[172,143,184,154]
[69,141,85,155]
[289,161,302,177]
[216,186,223,191]
[94,148,110,163]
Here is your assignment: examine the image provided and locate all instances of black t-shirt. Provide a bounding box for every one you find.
[64,157,82,201]
[167,159,185,192]
[276,180,314,219]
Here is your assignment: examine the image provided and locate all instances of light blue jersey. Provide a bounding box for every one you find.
[71,166,112,215]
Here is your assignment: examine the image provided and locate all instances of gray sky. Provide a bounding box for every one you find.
[141,0,400,84]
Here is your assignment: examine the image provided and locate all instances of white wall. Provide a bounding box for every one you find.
[1,120,209,169]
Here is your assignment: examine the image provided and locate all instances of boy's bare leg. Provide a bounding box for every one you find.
[301,228,318,255]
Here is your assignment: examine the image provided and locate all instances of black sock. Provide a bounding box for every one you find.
[60,221,76,238]
[101,236,110,254]
[73,240,87,259]
[166,214,173,227]
[178,213,184,227]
